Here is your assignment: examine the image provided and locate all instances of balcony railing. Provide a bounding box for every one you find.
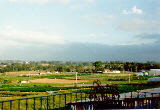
[0,90,160,110]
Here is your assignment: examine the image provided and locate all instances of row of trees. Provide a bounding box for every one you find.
[0,61,160,73]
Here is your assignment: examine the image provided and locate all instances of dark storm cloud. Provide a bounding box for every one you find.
[136,33,160,43]
[2,40,160,62]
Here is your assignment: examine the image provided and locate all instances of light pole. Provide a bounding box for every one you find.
[129,74,131,84]
[76,72,77,84]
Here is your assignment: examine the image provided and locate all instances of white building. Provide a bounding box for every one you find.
[136,72,144,76]
[136,72,148,76]
[103,69,111,73]
[19,81,30,83]
[112,70,121,73]
[149,69,160,76]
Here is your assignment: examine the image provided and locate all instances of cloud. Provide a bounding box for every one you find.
[0,26,65,47]
[122,5,143,15]
[88,34,97,37]
[118,19,160,31]
[8,0,71,5]
[70,5,83,9]
[87,0,95,3]
[88,33,105,38]
[83,14,114,25]
[83,32,158,46]
[120,33,159,46]
[132,5,143,14]
[2,42,160,62]
[156,8,160,16]
[136,33,160,43]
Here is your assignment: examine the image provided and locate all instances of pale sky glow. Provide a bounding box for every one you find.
[0,0,160,61]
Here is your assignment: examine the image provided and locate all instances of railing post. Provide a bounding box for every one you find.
[18,100,20,110]
[81,91,82,102]
[90,92,91,102]
[26,99,28,110]
[10,101,12,110]
[137,92,139,98]
[151,93,153,108]
[33,98,36,110]
[65,94,66,110]
[76,92,77,103]
[144,92,147,108]
[1,102,3,110]
[85,92,86,102]
[47,96,49,110]
[70,93,72,103]
[59,95,61,110]
[53,95,55,109]
[151,93,153,99]
[40,97,42,110]
[76,92,78,110]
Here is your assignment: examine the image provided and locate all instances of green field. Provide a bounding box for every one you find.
[0,72,159,101]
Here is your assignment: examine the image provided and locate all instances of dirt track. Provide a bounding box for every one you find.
[30,78,87,84]
[107,74,133,77]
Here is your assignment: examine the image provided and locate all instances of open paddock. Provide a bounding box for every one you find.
[30,78,88,84]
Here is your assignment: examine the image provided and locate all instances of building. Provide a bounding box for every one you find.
[136,72,148,76]
[18,81,30,83]
[149,69,160,76]
[103,69,111,73]
[112,70,121,73]
[136,72,144,76]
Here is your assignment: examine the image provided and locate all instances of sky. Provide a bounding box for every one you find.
[0,0,160,62]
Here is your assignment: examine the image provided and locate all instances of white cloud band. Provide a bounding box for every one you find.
[8,0,70,5]
[122,5,143,15]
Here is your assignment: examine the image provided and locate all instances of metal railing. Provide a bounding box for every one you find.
[0,91,91,110]
[67,91,160,109]
[0,91,160,110]
[122,91,160,109]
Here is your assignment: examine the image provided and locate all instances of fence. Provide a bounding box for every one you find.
[0,91,91,110]
[0,91,160,110]
[122,91,160,109]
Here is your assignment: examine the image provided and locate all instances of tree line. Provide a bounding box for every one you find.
[0,61,160,73]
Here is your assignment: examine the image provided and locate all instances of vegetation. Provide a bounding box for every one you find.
[0,60,160,74]
[0,60,160,103]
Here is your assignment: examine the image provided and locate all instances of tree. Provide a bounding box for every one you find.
[76,65,84,73]
[93,61,104,73]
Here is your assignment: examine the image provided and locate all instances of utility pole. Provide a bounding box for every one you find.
[76,72,77,84]
[129,74,131,84]
[123,65,125,74]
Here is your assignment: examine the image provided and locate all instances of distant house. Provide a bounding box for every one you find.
[103,69,111,73]
[97,71,103,73]
[112,70,121,73]
[46,91,53,94]
[66,72,78,74]
[18,81,30,83]
[149,69,160,76]
[54,71,59,74]
[136,72,148,76]
[136,72,144,76]
[41,64,49,66]
[39,72,52,75]
[25,62,29,64]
